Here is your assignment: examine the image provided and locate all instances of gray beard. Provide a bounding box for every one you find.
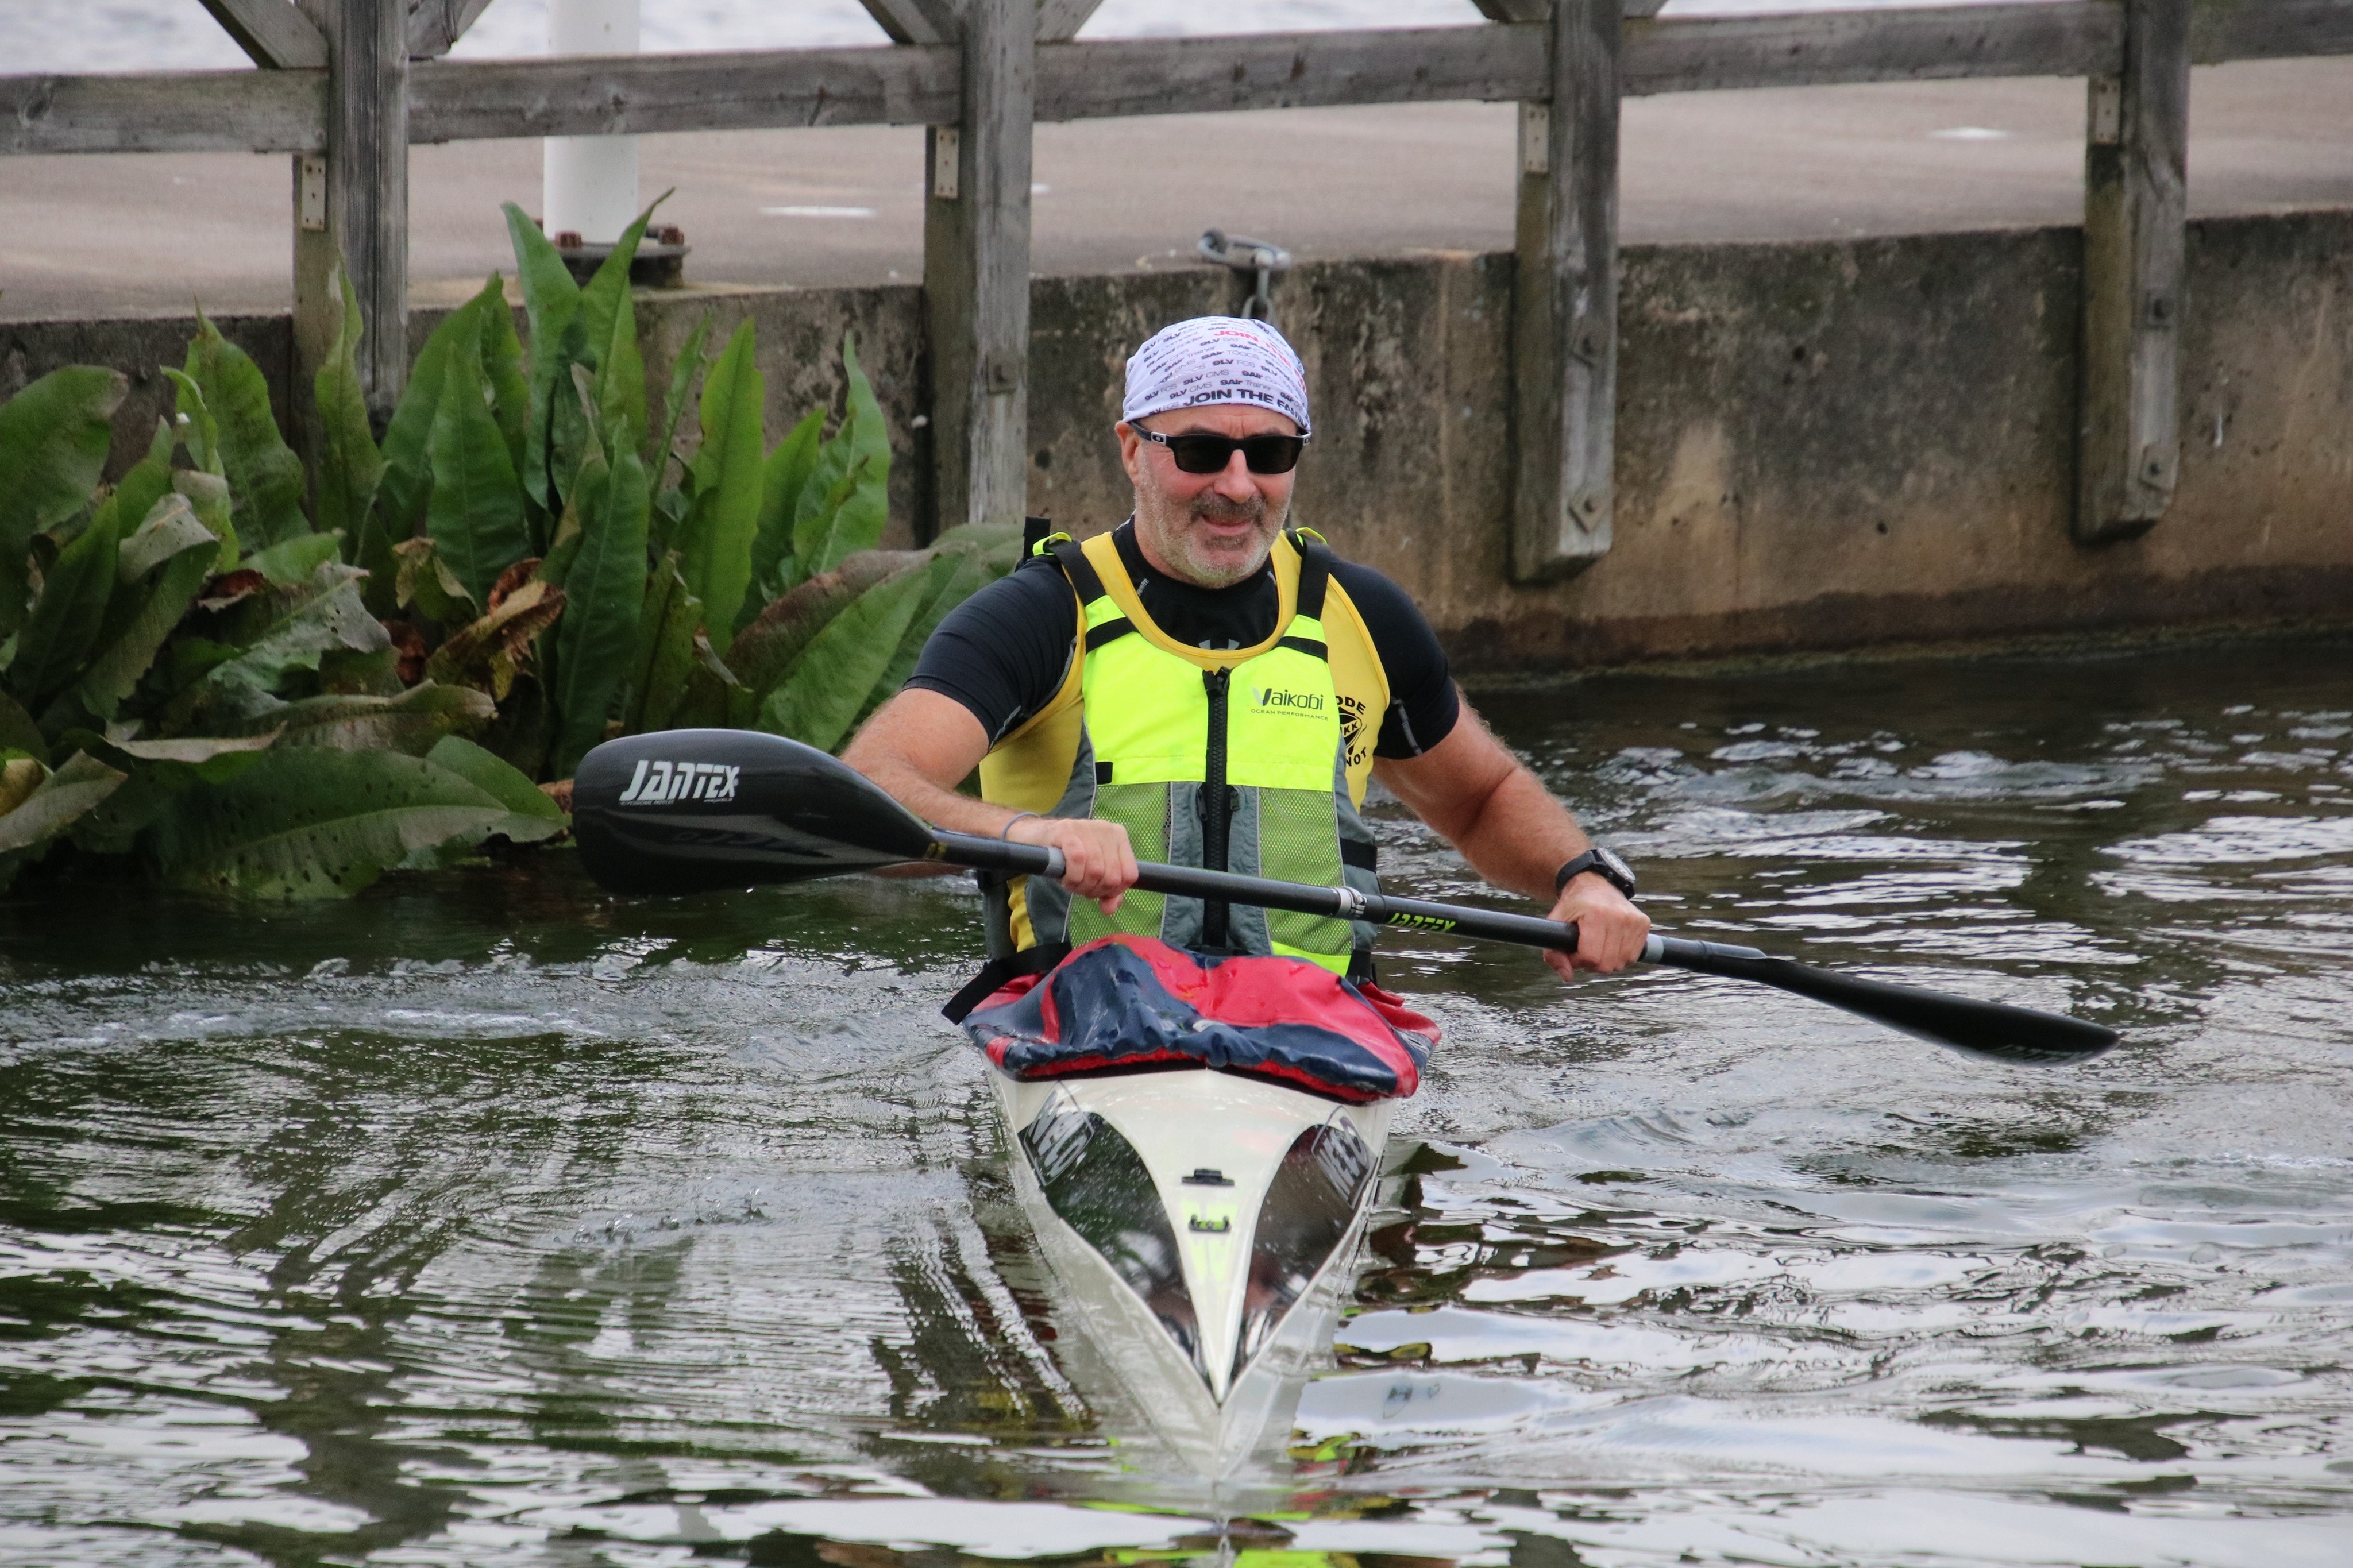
[1135,491,1287,589]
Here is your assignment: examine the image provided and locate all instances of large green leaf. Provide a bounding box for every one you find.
[870,545,991,712]
[225,681,495,754]
[9,499,121,709]
[793,451,888,589]
[425,734,566,828]
[87,419,177,545]
[652,311,713,486]
[246,532,342,587]
[186,310,309,549]
[789,333,892,581]
[678,320,763,647]
[578,201,657,470]
[578,201,657,390]
[376,298,471,540]
[756,561,932,754]
[0,689,47,762]
[724,548,921,702]
[591,275,647,468]
[0,366,125,640]
[0,751,126,890]
[503,202,589,512]
[162,559,386,728]
[317,265,388,552]
[143,745,557,899]
[75,495,220,719]
[172,469,238,573]
[475,276,530,482]
[749,407,823,611]
[624,552,701,735]
[392,535,475,624]
[549,441,649,777]
[425,305,531,608]
[63,731,278,855]
[164,368,222,477]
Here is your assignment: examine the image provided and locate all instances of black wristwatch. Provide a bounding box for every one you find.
[1555,846,1637,899]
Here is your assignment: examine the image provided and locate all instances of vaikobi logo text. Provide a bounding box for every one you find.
[1252,686,1326,713]
[616,760,741,805]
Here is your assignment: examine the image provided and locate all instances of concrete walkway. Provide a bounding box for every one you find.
[5,57,2350,321]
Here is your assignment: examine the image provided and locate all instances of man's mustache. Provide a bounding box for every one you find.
[1190,493,1266,526]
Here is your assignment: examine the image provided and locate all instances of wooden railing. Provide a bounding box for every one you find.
[9,1,2351,558]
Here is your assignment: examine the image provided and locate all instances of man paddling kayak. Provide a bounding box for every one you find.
[844,315,1648,1006]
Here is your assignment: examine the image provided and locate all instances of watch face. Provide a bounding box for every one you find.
[1595,847,1635,890]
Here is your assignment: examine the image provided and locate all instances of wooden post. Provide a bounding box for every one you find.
[1509,0,1620,582]
[2076,0,2189,544]
[295,0,408,438]
[923,0,1035,540]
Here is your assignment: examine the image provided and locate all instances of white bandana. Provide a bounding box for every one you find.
[1121,316,1312,437]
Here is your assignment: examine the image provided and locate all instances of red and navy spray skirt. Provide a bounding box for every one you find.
[958,934,1438,1103]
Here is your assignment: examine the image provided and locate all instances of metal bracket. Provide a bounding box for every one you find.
[2089,76,2123,146]
[299,153,327,231]
[931,125,960,200]
[1197,228,1291,323]
[983,348,1021,396]
[1518,102,1550,175]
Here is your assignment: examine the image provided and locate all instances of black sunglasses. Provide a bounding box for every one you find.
[1132,426,1308,475]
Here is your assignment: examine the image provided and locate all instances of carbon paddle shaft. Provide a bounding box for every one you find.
[929,831,2118,1063]
[935,831,1586,948]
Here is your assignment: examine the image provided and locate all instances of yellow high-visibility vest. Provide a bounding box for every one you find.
[977,527,1392,976]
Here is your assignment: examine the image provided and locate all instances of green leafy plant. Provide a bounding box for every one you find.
[0,200,1020,898]
[321,197,1019,779]
[0,339,548,897]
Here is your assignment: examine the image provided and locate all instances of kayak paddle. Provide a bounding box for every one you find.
[570,729,2119,1067]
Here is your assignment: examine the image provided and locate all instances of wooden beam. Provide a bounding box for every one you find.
[1035,25,1542,119]
[1035,0,1101,43]
[1476,1,1663,17]
[1622,3,2123,96]
[0,69,324,155]
[15,1,2353,156]
[404,45,958,141]
[925,0,1035,538]
[1511,1,1619,583]
[407,0,497,61]
[859,0,961,47]
[2076,0,2190,543]
[308,0,410,427]
[197,0,329,71]
[2190,0,2353,64]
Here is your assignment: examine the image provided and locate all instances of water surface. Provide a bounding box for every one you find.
[3,638,2350,1564]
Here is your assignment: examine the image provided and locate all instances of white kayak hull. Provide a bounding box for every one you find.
[991,1064,1392,1476]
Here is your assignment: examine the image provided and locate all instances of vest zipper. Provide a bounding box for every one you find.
[1202,667,1231,949]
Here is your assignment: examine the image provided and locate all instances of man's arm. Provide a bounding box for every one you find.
[841,689,1139,908]
[1372,698,1650,978]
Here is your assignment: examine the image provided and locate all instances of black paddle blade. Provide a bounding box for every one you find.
[573,729,938,895]
[1664,945,2117,1064]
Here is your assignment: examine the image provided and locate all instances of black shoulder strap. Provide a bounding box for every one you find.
[1287,530,1333,622]
[1046,538,1109,604]
[1047,538,1137,650]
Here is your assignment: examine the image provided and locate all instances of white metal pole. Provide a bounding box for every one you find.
[543,0,640,244]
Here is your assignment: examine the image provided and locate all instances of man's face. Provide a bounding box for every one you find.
[1116,404,1301,589]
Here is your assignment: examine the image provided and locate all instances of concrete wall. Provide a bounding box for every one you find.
[7,208,2348,671]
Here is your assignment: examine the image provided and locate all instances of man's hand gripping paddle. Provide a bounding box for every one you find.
[571,730,2119,1067]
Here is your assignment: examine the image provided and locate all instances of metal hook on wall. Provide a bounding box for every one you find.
[1197,229,1291,325]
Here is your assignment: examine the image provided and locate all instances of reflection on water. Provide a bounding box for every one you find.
[3,640,2350,1563]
